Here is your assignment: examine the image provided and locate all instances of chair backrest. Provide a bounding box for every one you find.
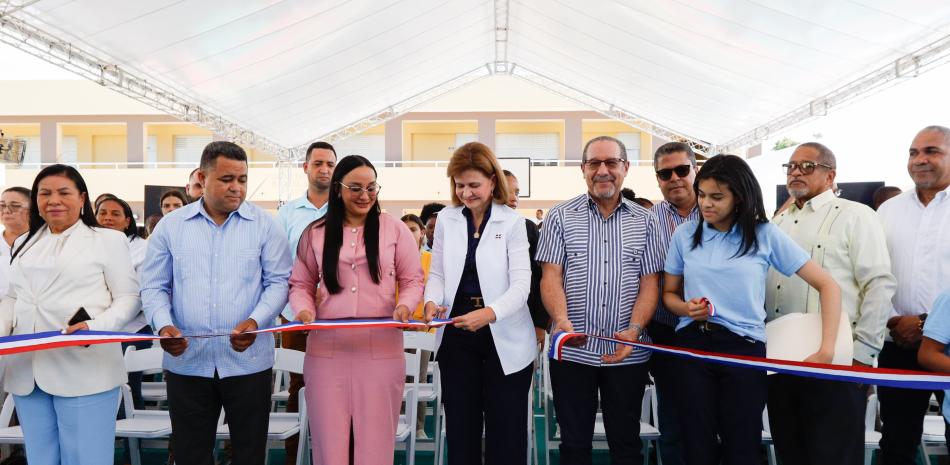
[403,331,436,351]
[405,350,422,381]
[123,346,164,373]
[274,348,305,375]
[865,394,878,431]
[641,386,658,426]
[0,395,14,428]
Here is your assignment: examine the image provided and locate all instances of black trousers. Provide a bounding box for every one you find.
[437,324,534,465]
[549,358,648,465]
[878,341,945,465]
[648,322,685,465]
[675,323,767,465]
[768,374,866,465]
[166,368,273,465]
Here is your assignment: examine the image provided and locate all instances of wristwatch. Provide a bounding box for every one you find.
[629,323,644,341]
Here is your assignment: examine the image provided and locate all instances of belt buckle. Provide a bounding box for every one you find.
[469,296,484,309]
[699,321,712,332]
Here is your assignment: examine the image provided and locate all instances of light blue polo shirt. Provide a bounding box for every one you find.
[664,220,809,342]
[922,289,950,421]
[276,193,328,321]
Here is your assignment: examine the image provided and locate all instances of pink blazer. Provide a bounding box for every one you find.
[289,213,425,320]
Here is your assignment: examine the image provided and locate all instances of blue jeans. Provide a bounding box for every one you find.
[14,386,121,465]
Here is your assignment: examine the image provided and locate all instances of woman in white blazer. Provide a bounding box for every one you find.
[423,142,537,465]
[0,164,140,465]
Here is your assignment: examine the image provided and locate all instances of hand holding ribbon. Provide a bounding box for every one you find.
[230,319,258,352]
[159,325,188,357]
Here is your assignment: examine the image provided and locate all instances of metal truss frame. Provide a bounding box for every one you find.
[510,65,713,155]
[0,5,289,158]
[718,32,950,154]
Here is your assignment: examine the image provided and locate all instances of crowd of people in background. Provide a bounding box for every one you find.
[0,124,945,465]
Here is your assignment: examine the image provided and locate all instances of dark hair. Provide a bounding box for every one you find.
[96,196,140,240]
[401,213,424,230]
[2,186,31,200]
[872,185,902,210]
[502,169,516,179]
[299,155,382,294]
[189,167,200,180]
[199,141,247,173]
[690,154,769,257]
[144,214,162,237]
[620,187,636,202]
[305,141,337,162]
[633,197,654,209]
[94,192,118,210]
[653,141,697,167]
[420,202,446,225]
[582,136,627,163]
[160,190,188,207]
[13,164,98,260]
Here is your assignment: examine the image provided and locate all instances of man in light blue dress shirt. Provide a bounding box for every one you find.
[275,140,335,464]
[141,141,292,465]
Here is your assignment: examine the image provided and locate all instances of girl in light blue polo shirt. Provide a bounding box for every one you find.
[662,154,842,465]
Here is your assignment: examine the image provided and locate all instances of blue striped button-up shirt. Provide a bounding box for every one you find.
[650,200,700,327]
[536,194,665,366]
[141,199,292,378]
[277,193,328,321]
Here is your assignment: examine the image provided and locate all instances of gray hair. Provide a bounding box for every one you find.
[797,142,836,169]
[582,136,627,162]
[919,125,950,145]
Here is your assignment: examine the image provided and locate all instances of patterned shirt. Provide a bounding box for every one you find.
[141,199,292,378]
[649,200,700,327]
[536,194,665,366]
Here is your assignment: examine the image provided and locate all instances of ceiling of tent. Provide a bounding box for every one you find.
[8,0,950,150]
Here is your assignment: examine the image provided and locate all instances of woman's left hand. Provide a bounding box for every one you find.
[62,321,89,335]
[803,348,834,364]
[393,305,413,324]
[452,307,496,332]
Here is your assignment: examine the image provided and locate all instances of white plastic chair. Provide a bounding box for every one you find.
[762,406,777,465]
[0,395,24,446]
[920,412,947,465]
[124,346,168,404]
[115,384,174,465]
[865,393,881,465]
[397,350,422,465]
[272,347,305,411]
[403,331,441,456]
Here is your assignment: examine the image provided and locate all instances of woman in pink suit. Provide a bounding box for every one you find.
[289,155,425,465]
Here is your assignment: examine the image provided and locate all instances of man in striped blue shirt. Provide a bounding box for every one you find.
[648,142,701,465]
[141,141,292,465]
[538,136,664,465]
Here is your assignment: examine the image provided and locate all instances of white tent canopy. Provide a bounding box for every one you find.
[3,0,950,156]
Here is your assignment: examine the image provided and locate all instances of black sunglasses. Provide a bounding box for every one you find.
[655,164,692,181]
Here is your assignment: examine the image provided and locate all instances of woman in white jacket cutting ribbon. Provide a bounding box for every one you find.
[423,142,537,465]
[0,164,140,465]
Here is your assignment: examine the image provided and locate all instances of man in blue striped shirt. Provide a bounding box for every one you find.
[648,141,701,465]
[141,141,292,465]
[537,136,664,465]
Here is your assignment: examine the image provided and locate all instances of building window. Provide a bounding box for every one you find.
[22,136,40,165]
[174,135,213,164]
[61,136,78,164]
[495,133,559,160]
[454,133,478,149]
[146,135,158,167]
[616,132,642,160]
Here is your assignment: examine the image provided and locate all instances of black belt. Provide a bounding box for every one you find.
[694,320,727,333]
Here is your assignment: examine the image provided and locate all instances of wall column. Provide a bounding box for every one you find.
[477,117,496,150]
[564,116,582,160]
[39,120,60,164]
[127,120,146,168]
[385,118,402,162]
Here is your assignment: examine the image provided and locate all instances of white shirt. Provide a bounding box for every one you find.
[878,185,950,317]
[0,238,11,297]
[119,235,149,333]
[767,189,896,364]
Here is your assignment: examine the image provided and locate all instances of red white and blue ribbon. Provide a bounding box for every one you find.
[0,318,453,356]
[701,297,716,317]
[549,331,950,391]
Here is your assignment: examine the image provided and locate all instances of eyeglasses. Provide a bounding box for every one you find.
[583,158,626,170]
[338,182,381,196]
[0,202,26,213]
[782,161,833,175]
[655,164,693,181]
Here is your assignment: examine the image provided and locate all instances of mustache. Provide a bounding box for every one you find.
[592,175,615,182]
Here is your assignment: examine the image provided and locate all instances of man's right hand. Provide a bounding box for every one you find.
[159,325,188,357]
[552,318,586,347]
[889,315,923,347]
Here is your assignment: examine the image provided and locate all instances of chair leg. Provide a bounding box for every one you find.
[130,437,143,465]
[921,442,933,465]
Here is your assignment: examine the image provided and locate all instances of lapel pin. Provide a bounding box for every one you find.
[495,234,502,239]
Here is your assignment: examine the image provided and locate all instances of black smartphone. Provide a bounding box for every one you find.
[67,307,92,347]
[68,307,91,326]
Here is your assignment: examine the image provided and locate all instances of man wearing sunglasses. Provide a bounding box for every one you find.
[643,141,700,465]
[765,142,895,465]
